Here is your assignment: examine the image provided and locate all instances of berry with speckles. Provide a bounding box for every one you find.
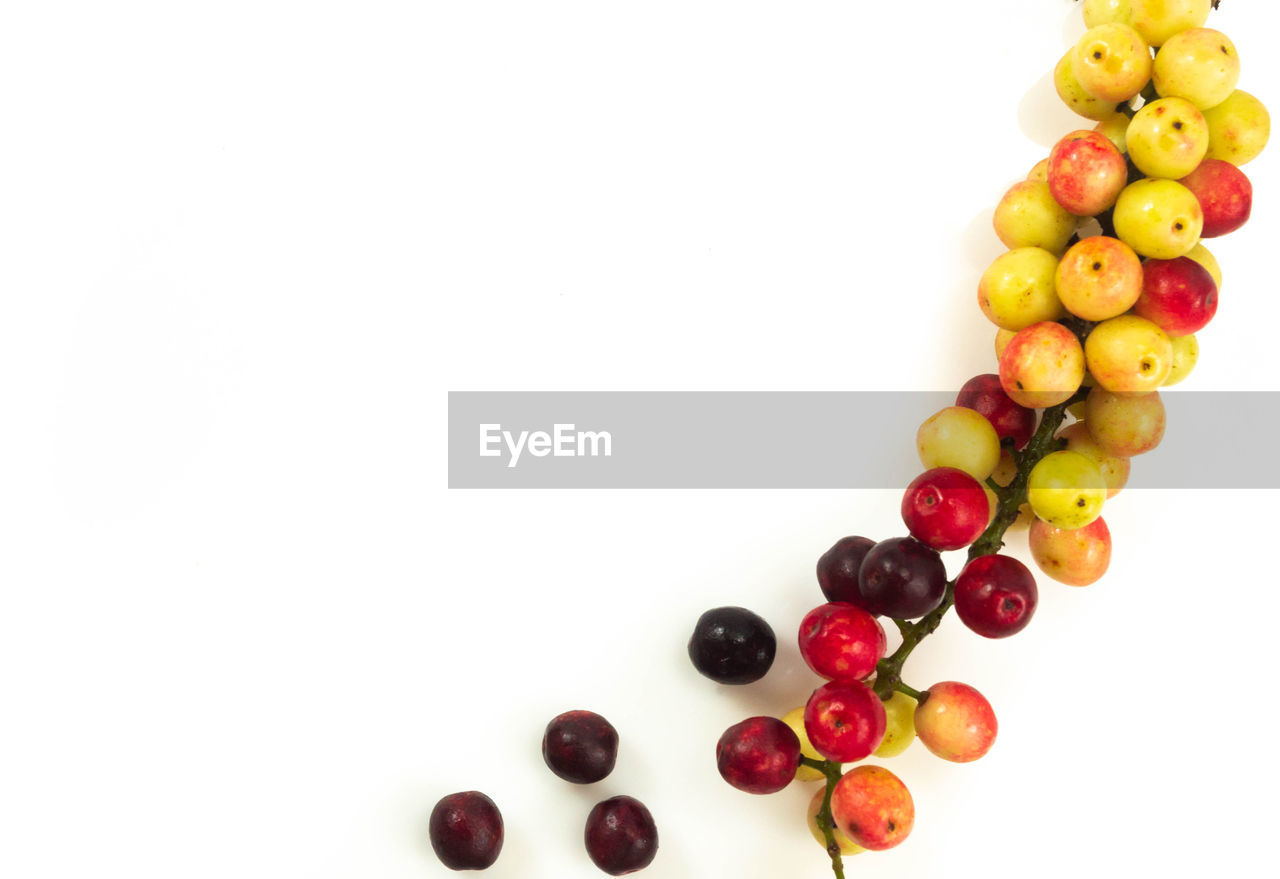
[830,765,915,851]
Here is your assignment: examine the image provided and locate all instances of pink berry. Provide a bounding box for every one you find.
[914,681,998,763]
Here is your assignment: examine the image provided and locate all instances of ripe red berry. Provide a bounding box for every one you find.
[1179,158,1252,238]
[900,467,990,551]
[955,373,1036,449]
[857,537,947,620]
[816,536,876,607]
[1134,257,1219,337]
[803,680,886,763]
[954,554,1039,638]
[797,602,886,682]
[716,716,801,795]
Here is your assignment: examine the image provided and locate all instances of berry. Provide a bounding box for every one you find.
[1027,450,1107,530]
[998,321,1086,410]
[977,247,1064,331]
[1203,89,1271,165]
[816,536,876,606]
[992,180,1076,254]
[1179,159,1252,238]
[955,373,1036,449]
[429,791,504,871]
[1153,28,1239,110]
[1030,516,1113,586]
[1084,315,1173,393]
[914,681,998,763]
[1048,129,1127,215]
[1055,236,1144,322]
[716,716,801,795]
[1074,23,1151,103]
[584,796,658,875]
[857,537,947,620]
[542,710,619,784]
[900,467,990,552]
[1130,0,1212,48]
[873,691,918,759]
[687,607,776,685]
[830,766,915,852]
[916,406,1002,481]
[1126,97,1209,179]
[1113,178,1203,259]
[1134,256,1219,336]
[797,602,886,682]
[954,554,1039,638]
[1084,387,1167,457]
[803,680,886,763]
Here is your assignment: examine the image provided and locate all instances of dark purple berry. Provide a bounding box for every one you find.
[687,606,776,684]
[857,536,947,619]
[816,535,876,606]
[585,795,658,875]
[429,791,503,871]
[542,710,619,784]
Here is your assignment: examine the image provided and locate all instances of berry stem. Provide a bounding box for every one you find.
[872,389,1085,702]
[807,392,1084,879]
[894,681,925,701]
[800,756,847,879]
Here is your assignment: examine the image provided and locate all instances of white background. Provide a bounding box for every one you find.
[2,1,1277,877]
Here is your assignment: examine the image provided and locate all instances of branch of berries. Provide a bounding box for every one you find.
[693,2,1268,877]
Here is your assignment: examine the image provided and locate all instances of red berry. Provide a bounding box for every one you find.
[715,716,801,795]
[816,536,876,606]
[900,467,990,551]
[797,602,886,682]
[803,680,886,763]
[954,554,1039,638]
[956,373,1036,449]
[1179,158,1252,238]
[857,537,947,620]
[1134,257,1218,336]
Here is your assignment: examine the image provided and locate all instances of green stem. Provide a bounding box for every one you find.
[801,756,847,879]
[872,388,1086,701]
[895,681,925,701]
